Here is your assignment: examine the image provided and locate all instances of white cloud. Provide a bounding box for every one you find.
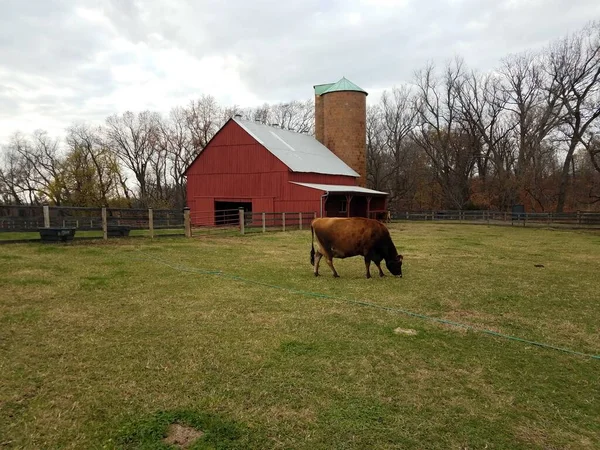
[0,0,599,142]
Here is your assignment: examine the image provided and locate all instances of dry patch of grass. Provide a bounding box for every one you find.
[163,423,204,448]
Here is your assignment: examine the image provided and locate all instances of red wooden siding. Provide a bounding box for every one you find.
[288,172,356,186]
[185,119,369,225]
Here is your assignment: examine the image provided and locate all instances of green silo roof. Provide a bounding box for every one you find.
[314,77,368,96]
[314,83,334,95]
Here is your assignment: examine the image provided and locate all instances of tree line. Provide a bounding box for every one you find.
[1,21,599,212]
[368,21,600,212]
[0,98,314,209]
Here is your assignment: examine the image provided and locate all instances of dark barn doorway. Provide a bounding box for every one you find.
[215,201,252,225]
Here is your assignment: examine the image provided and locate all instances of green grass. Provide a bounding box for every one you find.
[1,223,599,449]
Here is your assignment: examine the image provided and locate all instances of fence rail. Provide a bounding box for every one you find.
[3,204,598,243]
[390,210,600,227]
[190,209,316,235]
[0,205,318,242]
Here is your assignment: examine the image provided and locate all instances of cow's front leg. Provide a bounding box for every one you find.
[325,257,339,278]
[374,260,385,277]
[313,251,323,276]
[364,257,372,278]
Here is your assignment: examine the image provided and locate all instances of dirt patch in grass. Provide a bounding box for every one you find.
[393,327,417,335]
[163,423,204,448]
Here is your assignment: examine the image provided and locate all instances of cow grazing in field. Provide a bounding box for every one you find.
[310,217,403,278]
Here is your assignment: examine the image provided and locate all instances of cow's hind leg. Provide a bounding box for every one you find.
[364,257,372,279]
[313,251,323,276]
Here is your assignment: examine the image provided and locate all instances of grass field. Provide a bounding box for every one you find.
[1,223,599,449]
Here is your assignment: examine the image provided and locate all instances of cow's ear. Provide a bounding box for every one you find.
[397,254,403,261]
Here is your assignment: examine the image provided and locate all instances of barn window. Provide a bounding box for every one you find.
[340,199,347,213]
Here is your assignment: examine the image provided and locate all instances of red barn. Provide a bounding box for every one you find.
[184,77,389,226]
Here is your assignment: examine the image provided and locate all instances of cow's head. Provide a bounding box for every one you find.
[385,254,403,277]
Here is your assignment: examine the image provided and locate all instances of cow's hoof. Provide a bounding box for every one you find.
[366,274,371,279]
[379,273,385,277]
[314,272,319,277]
[333,274,340,278]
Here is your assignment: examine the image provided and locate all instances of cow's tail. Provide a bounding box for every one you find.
[310,224,315,266]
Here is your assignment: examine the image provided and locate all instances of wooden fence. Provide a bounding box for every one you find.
[190,209,317,235]
[0,205,318,242]
[390,210,600,227]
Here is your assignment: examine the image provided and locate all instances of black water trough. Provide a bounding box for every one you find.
[107,225,131,237]
[38,227,76,243]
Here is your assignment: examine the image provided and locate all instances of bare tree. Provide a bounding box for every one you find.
[455,71,518,208]
[104,111,160,206]
[413,60,479,209]
[6,131,66,204]
[366,104,389,191]
[66,123,128,206]
[380,86,419,207]
[0,141,30,204]
[269,100,314,134]
[500,51,564,209]
[548,21,600,212]
[185,95,222,152]
[157,107,198,208]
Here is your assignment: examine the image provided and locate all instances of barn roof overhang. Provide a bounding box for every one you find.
[290,182,388,196]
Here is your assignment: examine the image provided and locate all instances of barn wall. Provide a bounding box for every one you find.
[288,172,356,186]
[189,197,216,226]
[186,121,290,225]
[185,119,371,225]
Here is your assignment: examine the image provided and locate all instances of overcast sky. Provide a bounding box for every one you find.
[1,0,599,143]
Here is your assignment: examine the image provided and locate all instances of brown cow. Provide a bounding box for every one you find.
[310,217,403,278]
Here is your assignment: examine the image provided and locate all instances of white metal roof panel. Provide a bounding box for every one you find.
[291,182,388,195]
[233,118,360,177]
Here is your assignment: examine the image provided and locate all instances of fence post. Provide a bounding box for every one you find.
[43,205,50,228]
[102,207,107,240]
[184,207,191,238]
[262,212,266,233]
[282,212,286,232]
[299,212,303,230]
[577,210,581,226]
[148,208,154,239]
[239,208,245,235]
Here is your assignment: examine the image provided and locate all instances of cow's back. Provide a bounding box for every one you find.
[311,217,389,258]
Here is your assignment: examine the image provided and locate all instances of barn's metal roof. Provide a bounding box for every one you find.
[314,77,368,96]
[291,182,388,196]
[233,118,360,177]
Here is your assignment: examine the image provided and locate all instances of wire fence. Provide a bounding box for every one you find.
[3,204,599,243]
[0,205,318,242]
[390,210,600,228]
[190,209,317,235]
[0,205,186,242]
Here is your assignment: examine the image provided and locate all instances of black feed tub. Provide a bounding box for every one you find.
[107,225,131,237]
[38,227,76,243]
